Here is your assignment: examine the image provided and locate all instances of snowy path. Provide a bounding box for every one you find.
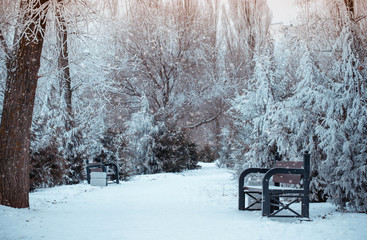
[1,163,366,240]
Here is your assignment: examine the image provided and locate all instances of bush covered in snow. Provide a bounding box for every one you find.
[154,129,199,172]
[29,144,68,191]
[198,144,217,163]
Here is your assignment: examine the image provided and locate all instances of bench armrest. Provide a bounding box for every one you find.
[239,168,270,188]
[238,168,269,210]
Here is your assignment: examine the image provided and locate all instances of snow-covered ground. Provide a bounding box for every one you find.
[1,163,366,240]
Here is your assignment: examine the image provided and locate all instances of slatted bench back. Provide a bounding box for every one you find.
[90,168,103,172]
[273,161,303,185]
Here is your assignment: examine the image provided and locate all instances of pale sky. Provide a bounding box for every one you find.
[267,0,300,24]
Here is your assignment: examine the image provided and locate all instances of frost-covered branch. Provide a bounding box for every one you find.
[183,111,223,130]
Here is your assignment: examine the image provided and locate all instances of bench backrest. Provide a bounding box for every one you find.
[273,161,303,185]
[90,168,104,172]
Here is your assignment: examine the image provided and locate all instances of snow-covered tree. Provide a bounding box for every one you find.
[226,51,278,174]
[26,0,130,190]
[29,0,113,189]
[154,129,199,172]
[269,38,328,201]
[124,95,199,174]
[218,0,274,170]
[277,0,367,209]
[109,0,229,162]
[124,96,163,174]
[316,21,367,211]
[223,0,272,84]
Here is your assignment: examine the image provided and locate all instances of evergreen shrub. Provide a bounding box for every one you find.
[154,130,199,173]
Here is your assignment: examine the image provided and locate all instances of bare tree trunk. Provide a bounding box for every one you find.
[57,3,73,131]
[0,0,49,208]
[55,2,84,183]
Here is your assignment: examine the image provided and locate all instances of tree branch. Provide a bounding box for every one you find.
[0,28,9,58]
[182,110,222,130]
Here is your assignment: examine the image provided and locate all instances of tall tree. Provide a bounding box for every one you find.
[55,0,85,183]
[228,51,277,173]
[223,0,272,84]
[0,0,20,115]
[218,0,273,169]
[0,0,50,208]
[276,0,367,209]
[317,1,367,210]
[56,1,73,130]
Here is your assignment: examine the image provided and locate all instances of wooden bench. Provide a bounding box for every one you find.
[238,152,310,218]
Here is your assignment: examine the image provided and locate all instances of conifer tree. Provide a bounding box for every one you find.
[317,21,367,211]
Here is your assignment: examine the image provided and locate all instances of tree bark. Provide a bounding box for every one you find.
[57,3,73,131]
[0,0,49,208]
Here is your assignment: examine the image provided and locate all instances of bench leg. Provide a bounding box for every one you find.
[239,190,245,210]
[270,197,279,213]
[302,194,310,218]
[262,194,270,216]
